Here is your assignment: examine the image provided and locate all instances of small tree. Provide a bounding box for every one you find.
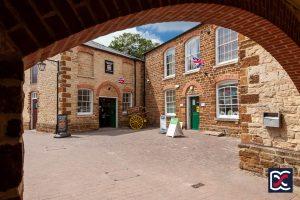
[109,33,159,59]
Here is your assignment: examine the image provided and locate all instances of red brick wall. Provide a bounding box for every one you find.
[145,24,243,136]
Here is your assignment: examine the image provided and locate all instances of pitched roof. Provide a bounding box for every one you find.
[83,40,144,62]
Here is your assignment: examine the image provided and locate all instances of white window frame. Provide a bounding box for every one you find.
[185,37,201,73]
[122,93,133,113]
[30,64,38,84]
[77,89,93,115]
[215,27,238,66]
[165,90,176,117]
[164,47,176,78]
[216,81,239,120]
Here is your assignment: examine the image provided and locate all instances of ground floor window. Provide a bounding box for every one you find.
[77,89,93,115]
[217,82,238,119]
[122,93,132,113]
[165,90,176,116]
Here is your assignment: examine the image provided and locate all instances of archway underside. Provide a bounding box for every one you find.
[0,1,299,199]
[19,4,300,91]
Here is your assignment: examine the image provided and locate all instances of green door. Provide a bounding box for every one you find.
[110,100,116,127]
[190,97,200,130]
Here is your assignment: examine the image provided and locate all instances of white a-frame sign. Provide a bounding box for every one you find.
[166,118,184,138]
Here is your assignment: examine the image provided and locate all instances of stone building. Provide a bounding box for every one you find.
[145,24,300,182]
[23,41,145,132]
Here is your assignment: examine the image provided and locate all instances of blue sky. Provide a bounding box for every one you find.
[93,21,200,46]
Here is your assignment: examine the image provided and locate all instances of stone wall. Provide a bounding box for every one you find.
[238,39,300,185]
[22,45,145,133]
[23,55,60,133]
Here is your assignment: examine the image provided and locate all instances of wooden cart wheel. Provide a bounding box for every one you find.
[129,114,144,130]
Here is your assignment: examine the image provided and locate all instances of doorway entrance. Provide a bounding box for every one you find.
[99,97,117,128]
[30,92,38,130]
[187,96,200,130]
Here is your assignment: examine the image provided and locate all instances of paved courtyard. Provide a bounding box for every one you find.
[24,128,299,200]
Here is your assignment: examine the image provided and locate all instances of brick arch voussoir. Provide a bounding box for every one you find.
[77,83,94,90]
[18,1,300,91]
[96,81,121,98]
[181,81,203,96]
[214,74,239,84]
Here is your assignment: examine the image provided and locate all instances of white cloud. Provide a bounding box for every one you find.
[140,22,200,33]
[93,27,162,46]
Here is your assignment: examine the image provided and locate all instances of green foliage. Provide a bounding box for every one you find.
[109,33,159,59]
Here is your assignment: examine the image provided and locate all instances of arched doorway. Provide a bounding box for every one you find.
[0,1,299,199]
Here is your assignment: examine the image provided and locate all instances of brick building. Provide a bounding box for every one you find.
[145,24,300,144]
[23,41,145,132]
[145,24,300,182]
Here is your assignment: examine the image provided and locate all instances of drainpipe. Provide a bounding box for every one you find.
[143,60,146,107]
[134,59,137,106]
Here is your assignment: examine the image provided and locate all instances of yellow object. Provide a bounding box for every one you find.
[129,114,144,130]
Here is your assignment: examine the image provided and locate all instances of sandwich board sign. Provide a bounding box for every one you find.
[166,118,184,138]
[160,115,167,134]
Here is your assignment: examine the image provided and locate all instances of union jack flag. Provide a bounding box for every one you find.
[192,57,205,68]
[118,77,126,84]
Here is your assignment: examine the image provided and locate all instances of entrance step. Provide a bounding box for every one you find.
[201,130,225,137]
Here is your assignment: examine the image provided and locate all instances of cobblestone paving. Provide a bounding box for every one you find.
[24,128,300,200]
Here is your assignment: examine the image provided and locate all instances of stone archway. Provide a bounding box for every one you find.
[0,1,299,199]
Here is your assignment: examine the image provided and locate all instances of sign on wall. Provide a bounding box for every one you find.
[105,60,114,74]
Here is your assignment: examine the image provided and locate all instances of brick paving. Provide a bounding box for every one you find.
[24,128,299,200]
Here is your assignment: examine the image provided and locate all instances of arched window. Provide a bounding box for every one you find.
[216,27,238,65]
[164,47,175,78]
[216,81,239,119]
[185,37,200,72]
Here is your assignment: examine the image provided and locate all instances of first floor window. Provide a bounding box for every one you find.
[30,64,38,84]
[217,82,238,119]
[77,89,93,115]
[185,37,201,72]
[216,27,238,64]
[122,93,132,112]
[164,48,175,77]
[165,90,176,116]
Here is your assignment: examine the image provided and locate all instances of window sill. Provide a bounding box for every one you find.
[216,117,239,122]
[122,111,128,115]
[214,59,238,68]
[183,68,200,75]
[77,113,93,117]
[166,113,176,117]
[163,75,175,81]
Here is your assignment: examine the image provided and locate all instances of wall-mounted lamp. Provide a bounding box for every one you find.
[175,84,180,89]
[201,28,211,35]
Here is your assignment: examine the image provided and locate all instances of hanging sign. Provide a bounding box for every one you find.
[166,118,184,138]
[160,115,167,134]
[105,60,114,74]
